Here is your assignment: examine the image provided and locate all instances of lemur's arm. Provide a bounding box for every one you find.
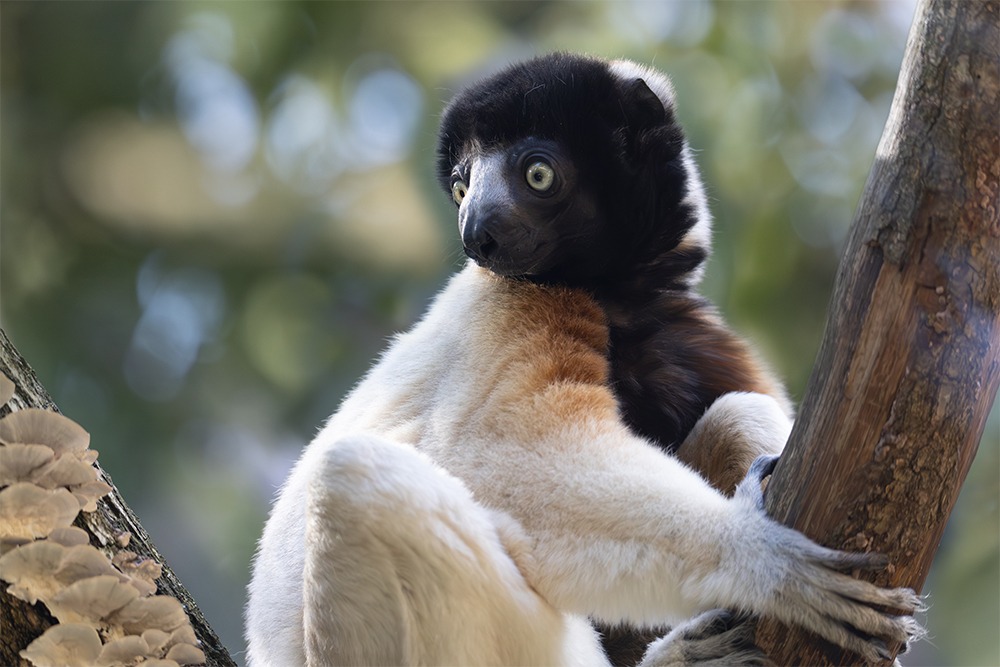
[474,396,919,664]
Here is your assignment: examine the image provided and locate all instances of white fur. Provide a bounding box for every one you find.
[676,145,713,285]
[608,59,677,111]
[247,268,616,666]
[674,392,792,496]
[299,434,602,666]
[246,264,919,666]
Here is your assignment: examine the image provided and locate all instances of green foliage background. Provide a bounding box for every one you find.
[1,1,996,664]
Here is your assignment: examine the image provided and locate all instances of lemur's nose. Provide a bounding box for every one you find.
[462,217,499,262]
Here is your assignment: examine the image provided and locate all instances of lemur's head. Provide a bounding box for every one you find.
[436,53,711,290]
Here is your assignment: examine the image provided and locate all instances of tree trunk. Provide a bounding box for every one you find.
[0,328,237,667]
[755,0,1000,664]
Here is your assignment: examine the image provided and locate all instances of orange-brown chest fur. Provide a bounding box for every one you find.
[465,278,620,441]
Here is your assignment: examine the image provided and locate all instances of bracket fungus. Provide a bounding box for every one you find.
[18,624,103,667]
[0,483,81,544]
[0,373,206,666]
[0,408,111,516]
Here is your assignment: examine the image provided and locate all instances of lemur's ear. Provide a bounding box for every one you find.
[622,78,667,130]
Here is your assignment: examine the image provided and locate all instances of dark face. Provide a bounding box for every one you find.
[436,53,702,290]
[448,137,604,279]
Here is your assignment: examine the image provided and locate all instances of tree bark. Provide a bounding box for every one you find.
[0,328,237,667]
[754,0,1000,664]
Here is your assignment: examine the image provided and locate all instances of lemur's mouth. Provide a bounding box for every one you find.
[465,238,553,279]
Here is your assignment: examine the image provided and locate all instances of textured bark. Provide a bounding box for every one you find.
[754,0,1000,664]
[0,327,237,667]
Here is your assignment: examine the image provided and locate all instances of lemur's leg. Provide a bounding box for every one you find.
[302,433,607,667]
[673,392,792,496]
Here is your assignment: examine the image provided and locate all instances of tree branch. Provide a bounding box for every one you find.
[0,328,237,667]
[755,0,1000,663]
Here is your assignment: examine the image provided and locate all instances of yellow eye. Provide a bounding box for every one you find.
[526,161,554,192]
[452,181,468,205]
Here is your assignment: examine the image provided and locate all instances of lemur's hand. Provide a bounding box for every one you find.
[721,455,924,664]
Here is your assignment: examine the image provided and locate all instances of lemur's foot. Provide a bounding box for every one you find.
[639,609,769,667]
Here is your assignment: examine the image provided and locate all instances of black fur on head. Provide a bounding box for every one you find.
[436,53,709,293]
